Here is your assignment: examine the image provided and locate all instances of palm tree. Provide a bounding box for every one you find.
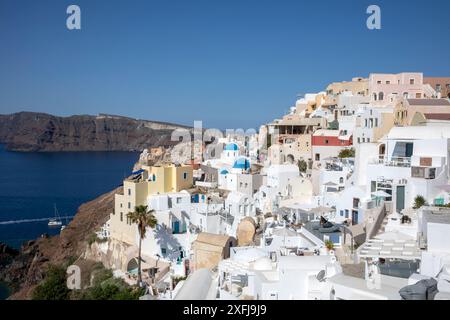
[127,205,157,286]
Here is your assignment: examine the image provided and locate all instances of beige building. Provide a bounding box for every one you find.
[192,233,237,271]
[326,77,368,97]
[423,77,450,99]
[109,164,193,245]
[395,98,450,126]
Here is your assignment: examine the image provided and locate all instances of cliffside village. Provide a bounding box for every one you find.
[88,73,450,300]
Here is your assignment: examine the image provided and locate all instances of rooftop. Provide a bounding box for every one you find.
[424,113,450,121]
[407,98,450,106]
[386,126,450,140]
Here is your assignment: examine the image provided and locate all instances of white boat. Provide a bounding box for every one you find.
[48,204,63,227]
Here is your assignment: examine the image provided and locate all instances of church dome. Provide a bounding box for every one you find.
[224,143,239,151]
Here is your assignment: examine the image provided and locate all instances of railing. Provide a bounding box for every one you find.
[365,202,388,240]
[370,156,411,168]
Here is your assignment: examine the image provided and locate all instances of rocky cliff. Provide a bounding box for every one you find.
[0,112,191,152]
[0,187,120,299]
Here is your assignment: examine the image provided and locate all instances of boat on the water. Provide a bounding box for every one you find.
[48,204,62,227]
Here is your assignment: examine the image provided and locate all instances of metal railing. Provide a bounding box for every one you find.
[370,156,411,168]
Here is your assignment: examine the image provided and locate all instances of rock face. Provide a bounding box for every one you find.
[0,187,120,299]
[0,112,191,152]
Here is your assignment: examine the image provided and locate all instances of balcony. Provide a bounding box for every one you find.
[370,156,411,168]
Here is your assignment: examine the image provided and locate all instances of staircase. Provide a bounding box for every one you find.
[376,215,389,236]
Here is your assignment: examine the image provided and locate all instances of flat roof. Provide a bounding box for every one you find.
[358,238,421,260]
[407,98,450,106]
[386,125,450,140]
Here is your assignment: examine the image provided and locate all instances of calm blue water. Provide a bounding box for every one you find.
[0,144,139,249]
[0,282,9,300]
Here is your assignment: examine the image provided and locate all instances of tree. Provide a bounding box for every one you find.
[127,205,157,286]
[32,265,70,300]
[297,159,307,173]
[338,148,355,159]
[325,240,334,251]
[413,195,426,209]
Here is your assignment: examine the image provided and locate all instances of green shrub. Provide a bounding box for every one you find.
[338,148,355,159]
[32,265,70,300]
[297,159,307,173]
[413,195,426,209]
[325,240,334,251]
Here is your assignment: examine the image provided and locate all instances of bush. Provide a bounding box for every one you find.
[87,233,97,246]
[325,240,334,251]
[338,148,355,158]
[81,277,144,300]
[413,195,426,209]
[297,159,307,173]
[32,265,70,300]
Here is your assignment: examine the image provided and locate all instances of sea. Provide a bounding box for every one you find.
[0,144,139,249]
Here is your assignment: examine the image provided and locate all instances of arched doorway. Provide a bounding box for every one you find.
[286,154,295,164]
[127,258,139,274]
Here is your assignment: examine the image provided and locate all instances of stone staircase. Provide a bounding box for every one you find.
[376,215,389,236]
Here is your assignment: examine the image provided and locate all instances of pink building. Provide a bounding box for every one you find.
[368,72,437,104]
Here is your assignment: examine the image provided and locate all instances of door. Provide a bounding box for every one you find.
[173,220,180,234]
[352,210,358,225]
[396,186,405,213]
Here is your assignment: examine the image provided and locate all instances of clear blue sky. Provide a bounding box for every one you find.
[0,0,449,129]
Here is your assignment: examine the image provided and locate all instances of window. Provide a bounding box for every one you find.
[373,93,377,101]
[403,92,408,99]
[378,92,384,100]
[325,139,329,144]
[415,93,421,98]
[128,189,131,196]
[152,174,156,181]
[183,172,188,180]
[377,80,382,84]
[357,138,361,143]
[339,177,344,184]
[161,248,167,255]
[315,153,320,161]
[436,84,442,92]
[367,138,370,143]
[410,79,415,85]
[375,118,378,127]
[128,202,131,209]
[386,81,390,84]
[176,197,182,204]
[340,210,344,217]
[120,203,123,208]
[345,210,349,218]
[120,212,123,222]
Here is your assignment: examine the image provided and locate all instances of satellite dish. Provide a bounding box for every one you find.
[316,270,326,282]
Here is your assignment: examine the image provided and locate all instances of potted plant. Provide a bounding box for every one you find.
[325,240,334,251]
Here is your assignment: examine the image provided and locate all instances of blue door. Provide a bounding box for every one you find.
[173,221,180,234]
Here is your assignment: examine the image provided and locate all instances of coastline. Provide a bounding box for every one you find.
[0,281,10,300]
